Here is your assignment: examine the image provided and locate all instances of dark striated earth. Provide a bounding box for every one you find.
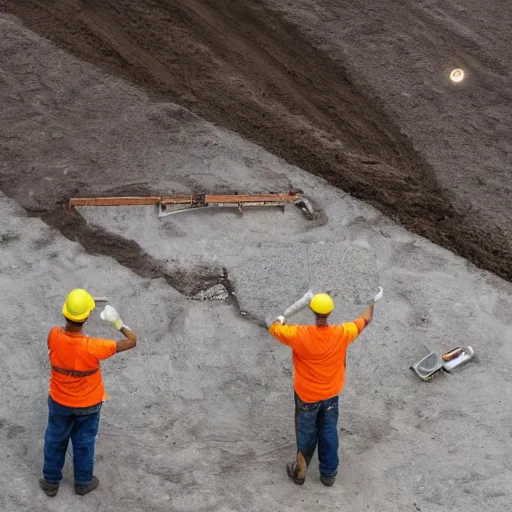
[1,0,511,281]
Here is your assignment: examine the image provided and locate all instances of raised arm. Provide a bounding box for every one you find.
[268,321,300,348]
[339,305,373,345]
[100,304,138,353]
[359,303,374,326]
[116,325,137,353]
[360,286,383,326]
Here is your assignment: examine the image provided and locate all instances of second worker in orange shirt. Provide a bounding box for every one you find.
[268,292,374,487]
[39,289,138,498]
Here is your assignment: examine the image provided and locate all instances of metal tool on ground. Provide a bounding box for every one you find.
[411,345,475,381]
[68,191,316,219]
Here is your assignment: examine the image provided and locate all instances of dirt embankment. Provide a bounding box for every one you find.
[1,0,511,282]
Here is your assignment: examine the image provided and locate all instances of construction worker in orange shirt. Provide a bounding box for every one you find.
[268,291,377,487]
[39,289,137,497]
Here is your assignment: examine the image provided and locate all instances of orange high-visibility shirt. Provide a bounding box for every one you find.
[269,318,366,403]
[47,327,117,408]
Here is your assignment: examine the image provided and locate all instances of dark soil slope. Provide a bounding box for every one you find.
[1,0,511,281]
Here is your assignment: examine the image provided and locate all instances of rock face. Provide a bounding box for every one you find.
[193,284,230,302]
[230,241,378,326]
[0,6,512,512]
[2,0,511,283]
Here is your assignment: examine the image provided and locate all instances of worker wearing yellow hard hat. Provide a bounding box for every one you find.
[268,290,379,487]
[309,293,335,315]
[40,289,138,498]
[62,289,96,322]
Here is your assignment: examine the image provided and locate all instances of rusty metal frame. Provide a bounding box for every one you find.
[68,192,316,219]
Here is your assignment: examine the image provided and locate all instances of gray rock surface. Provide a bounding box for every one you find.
[0,14,511,512]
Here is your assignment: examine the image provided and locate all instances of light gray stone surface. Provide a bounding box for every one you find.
[1,14,511,512]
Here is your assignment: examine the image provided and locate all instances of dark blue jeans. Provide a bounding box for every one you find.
[43,396,101,487]
[294,392,339,478]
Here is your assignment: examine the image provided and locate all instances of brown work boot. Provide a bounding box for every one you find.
[39,478,59,497]
[320,474,336,487]
[75,476,99,496]
[286,452,307,485]
[287,462,305,485]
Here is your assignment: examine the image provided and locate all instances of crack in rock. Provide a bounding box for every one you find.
[33,207,238,302]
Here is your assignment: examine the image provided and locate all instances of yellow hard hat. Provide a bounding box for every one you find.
[310,293,335,315]
[62,289,95,322]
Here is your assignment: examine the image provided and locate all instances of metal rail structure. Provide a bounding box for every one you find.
[68,191,316,219]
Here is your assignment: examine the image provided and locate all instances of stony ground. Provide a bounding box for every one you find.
[1,0,511,280]
[0,3,511,512]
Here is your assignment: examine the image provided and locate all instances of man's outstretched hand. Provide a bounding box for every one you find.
[271,315,286,326]
[100,305,124,330]
[360,286,383,326]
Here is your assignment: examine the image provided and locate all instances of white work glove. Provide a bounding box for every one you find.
[372,286,384,303]
[276,315,286,325]
[100,305,124,330]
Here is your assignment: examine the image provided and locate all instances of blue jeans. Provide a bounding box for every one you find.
[294,392,339,478]
[43,396,101,486]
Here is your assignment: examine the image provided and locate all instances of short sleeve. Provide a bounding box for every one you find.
[87,337,117,360]
[48,328,54,350]
[340,322,361,344]
[268,324,300,348]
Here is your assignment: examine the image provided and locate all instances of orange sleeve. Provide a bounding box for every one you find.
[47,327,59,350]
[87,337,117,361]
[268,323,300,348]
[354,317,367,333]
[341,317,367,344]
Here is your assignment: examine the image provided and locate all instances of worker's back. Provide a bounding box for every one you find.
[48,327,116,408]
[269,321,363,402]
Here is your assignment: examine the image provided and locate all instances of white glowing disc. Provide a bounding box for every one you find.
[450,68,465,82]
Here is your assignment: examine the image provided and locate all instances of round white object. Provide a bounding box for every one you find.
[450,68,465,82]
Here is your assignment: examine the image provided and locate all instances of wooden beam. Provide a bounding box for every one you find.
[68,196,162,208]
[68,192,302,209]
